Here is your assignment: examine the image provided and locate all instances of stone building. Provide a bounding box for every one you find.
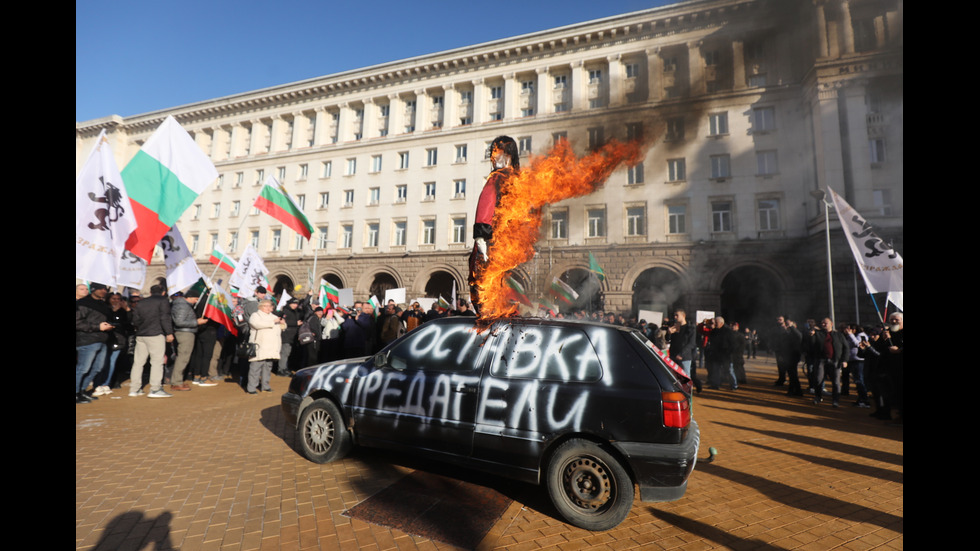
[75,0,903,328]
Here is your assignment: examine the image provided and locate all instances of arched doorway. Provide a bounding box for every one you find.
[631,268,684,318]
[320,273,343,289]
[552,268,603,313]
[719,266,781,330]
[369,272,398,301]
[423,270,457,300]
[272,275,294,298]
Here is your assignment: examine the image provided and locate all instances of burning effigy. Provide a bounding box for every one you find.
[473,137,644,322]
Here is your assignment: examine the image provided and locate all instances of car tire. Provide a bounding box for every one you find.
[298,398,351,464]
[546,439,634,531]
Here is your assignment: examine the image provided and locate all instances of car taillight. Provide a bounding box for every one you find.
[662,391,691,428]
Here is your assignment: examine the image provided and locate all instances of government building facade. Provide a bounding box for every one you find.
[75,0,903,328]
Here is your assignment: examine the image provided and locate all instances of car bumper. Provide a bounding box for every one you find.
[281,391,302,427]
[612,420,700,502]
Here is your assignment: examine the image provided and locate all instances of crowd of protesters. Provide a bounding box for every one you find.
[77,280,902,426]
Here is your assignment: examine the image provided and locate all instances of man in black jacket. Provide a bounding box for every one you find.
[76,283,113,403]
[706,316,739,391]
[810,317,848,407]
[129,285,174,398]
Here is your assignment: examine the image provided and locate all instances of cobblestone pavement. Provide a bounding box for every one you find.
[76,358,903,550]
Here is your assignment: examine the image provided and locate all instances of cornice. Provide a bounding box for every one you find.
[76,0,769,135]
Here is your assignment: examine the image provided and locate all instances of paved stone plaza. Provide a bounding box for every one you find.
[76,358,903,550]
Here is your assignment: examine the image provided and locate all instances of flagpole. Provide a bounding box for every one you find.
[811,189,835,325]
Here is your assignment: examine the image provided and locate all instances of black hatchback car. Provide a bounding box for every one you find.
[282,317,699,530]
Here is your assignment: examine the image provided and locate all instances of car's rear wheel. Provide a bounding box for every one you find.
[298,398,351,463]
[547,439,634,531]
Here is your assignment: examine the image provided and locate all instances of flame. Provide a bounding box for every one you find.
[476,138,644,322]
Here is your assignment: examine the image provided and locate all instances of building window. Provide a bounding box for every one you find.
[190,234,199,254]
[277,166,286,181]
[588,127,604,150]
[626,122,643,142]
[341,225,353,248]
[215,174,224,190]
[870,139,886,164]
[587,208,606,238]
[421,219,436,245]
[371,155,382,173]
[210,233,219,252]
[453,179,466,199]
[710,155,731,179]
[711,201,733,233]
[553,131,568,145]
[554,75,567,89]
[423,182,436,201]
[255,169,264,186]
[709,113,729,136]
[395,185,407,203]
[368,187,380,206]
[192,204,201,220]
[756,151,778,175]
[758,199,780,231]
[667,205,687,234]
[555,103,569,113]
[250,231,259,249]
[455,144,467,163]
[231,201,240,217]
[625,63,640,78]
[426,148,438,166]
[398,151,409,170]
[317,228,330,249]
[663,57,678,72]
[627,162,644,185]
[490,86,503,99]
[228,231,238,252]
[345,158,356,175]
[626,206,646,236]
[704,50,720,66]
[753,107,776,132]
[873,190,892,216]
[551,210,568,239]
[521,80,534,94]
[234,172,243,188]
[343,189,354,208]
[452,217,466,244]
[296,194,305,210]
[366,223,379,247]
[321,161,332,178]
[298,164,308,180]
[666,117,684,141]
[588,69,602,84]
[392,221,407,246]
[518,137,532,156]
[318,192,329,209]
[293,233,305,251]
[668,158,686,182]
[749,74,767,88]
[270,229,282,251]
[521,108,534,117]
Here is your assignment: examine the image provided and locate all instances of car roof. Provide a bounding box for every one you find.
[431,315,640,334]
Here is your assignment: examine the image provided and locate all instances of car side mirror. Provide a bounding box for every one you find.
[373,350,391,369]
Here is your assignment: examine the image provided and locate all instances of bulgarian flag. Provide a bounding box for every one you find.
[254,177,314,240]
[505,276,533,306]
[122,116,218,262]
[551,277,579,304]
[437,295,451,311]
[203,283,238,337]
[319,279,339,306]
[209,246,236,274]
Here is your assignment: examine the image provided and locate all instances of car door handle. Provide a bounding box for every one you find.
[453,384,478,394]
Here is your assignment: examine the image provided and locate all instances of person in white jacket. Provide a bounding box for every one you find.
[247,300,284,394]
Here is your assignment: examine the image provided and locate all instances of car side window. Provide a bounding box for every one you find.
[388,321,486,372]
[491,325,602,382]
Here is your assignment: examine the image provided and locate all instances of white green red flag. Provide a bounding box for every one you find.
[76,129,139,287]
[551,277,579,304]
[254,177,314,239]
[505,276,533,306]
[121,116,218,262]
[369,295,381,317]
[204,283,238,337]
[319,279,340,306]
[437,295,451,310]
[209,246,236,274]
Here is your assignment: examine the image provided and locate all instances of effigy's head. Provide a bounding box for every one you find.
[488,136,520,170]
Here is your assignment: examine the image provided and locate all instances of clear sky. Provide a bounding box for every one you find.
[76,0,675,122]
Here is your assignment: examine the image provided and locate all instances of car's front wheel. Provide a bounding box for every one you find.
[298,398,351,464]
[546,439,634,531]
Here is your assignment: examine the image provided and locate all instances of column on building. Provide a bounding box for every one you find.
[570,61,586,111]
[336,103,353,143]
[292,111,309,149]
[388,93,404,136]
[688,42,705,96]
[502,73,516,120]
[607,54,623,107]
[810,85,847,202]
[228,122,245,158]
[415,89,429,132]
[270,115,288,152]
[471,78,486,125]
[312,108,328,146]
[646,48,662,103]
[535,67,550,116]
[815,2,830,58]
[842,82,874,207]
[731,39,747,90]
[363,98,379,139]
[442,84,458,129]
[841,0,855,54]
